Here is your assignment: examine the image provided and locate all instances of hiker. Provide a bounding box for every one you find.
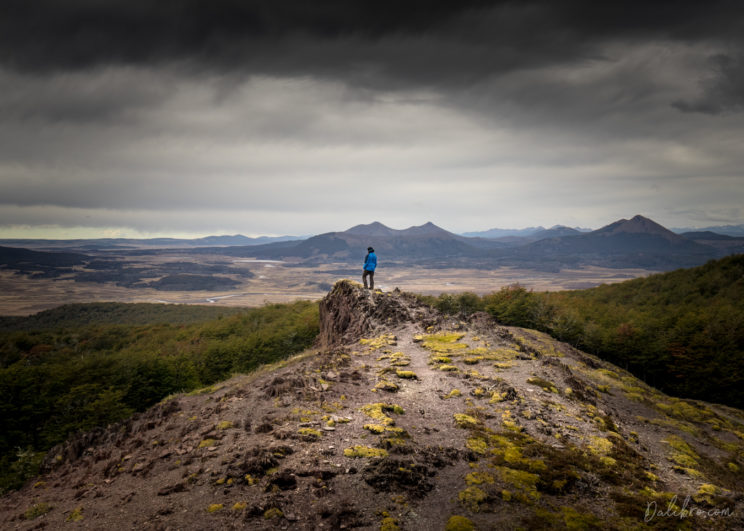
[363,246,377,289]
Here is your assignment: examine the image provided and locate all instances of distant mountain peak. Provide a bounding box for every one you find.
[399,222,452,236]
[594,215,680,239]
[343,222,396,237]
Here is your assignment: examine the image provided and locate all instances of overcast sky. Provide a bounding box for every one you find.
[1,1,743,238]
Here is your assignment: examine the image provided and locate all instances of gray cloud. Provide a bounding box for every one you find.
[0,1,743,236]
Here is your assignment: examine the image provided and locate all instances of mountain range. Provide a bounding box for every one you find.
[2,216,744,273]
[206,215,744,271]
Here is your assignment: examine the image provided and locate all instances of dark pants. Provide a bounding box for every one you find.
[362,269,374,289]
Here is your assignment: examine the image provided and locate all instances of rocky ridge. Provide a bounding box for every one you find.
[1,280,743,529]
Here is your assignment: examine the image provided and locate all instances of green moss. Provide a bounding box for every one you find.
[187,385,216,395]
[454,413,480,428]
[445,389,462,399]
[24,503,52,520]
[264,507,284,519]
[380,516,400,531]
[382,436,409,447]
[361,403,405,425]
[445,515,475,531]
[440,365,459,372]
[431,356,452,364]
[198,438,217,448]
[532,506,603,530]
[419,332,469,353]
[727,462,740,473]
[395,370,417,379]
[364,423,386,434]
[298,427,323,440]
[458,486,488,512]
[465,471,495,485]
[360,333,397,350]
[232,502,247,511]
[527,376,558,393]
[373,380,399,392]
[466,437,488,455]
[587,436,613,455]
[463,357,483,365]
[216,420,234,430]
[343,446,388,458]
[693,483,728,505]
[663,435,700,470]
[66,506,84,522]
[207,504,224,513]
[496,466,540,503]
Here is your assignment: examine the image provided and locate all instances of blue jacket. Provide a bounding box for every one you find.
[364,252,377,271]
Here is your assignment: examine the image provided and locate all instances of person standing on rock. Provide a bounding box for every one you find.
[363,246,377,290]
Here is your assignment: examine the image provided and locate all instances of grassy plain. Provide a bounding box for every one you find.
[0,250,657,315]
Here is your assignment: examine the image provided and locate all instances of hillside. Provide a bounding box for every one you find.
[2,281,742,529]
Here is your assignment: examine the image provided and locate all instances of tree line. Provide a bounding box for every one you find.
[0,300,319,493]
[418,254,744,411]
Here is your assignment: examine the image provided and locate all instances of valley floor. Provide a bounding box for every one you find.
[0,261,655,315]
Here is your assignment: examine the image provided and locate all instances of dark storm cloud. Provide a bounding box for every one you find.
[1,1,743,237]
[1,1,742,108]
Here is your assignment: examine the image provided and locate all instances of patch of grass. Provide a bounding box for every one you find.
[216,420,233,430]
[198,438,217,448]
[207,504,224,513]
[444,389,462,399]
[395,370,417,379]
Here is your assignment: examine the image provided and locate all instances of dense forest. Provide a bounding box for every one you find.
[0,301,319,492]
[418,254,744,411]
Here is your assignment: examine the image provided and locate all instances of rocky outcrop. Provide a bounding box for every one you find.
[317,279,436,347]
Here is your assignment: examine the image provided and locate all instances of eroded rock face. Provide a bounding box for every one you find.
[318,280,434,348]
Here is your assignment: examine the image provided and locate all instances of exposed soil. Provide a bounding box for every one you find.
[1,280,742,530]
